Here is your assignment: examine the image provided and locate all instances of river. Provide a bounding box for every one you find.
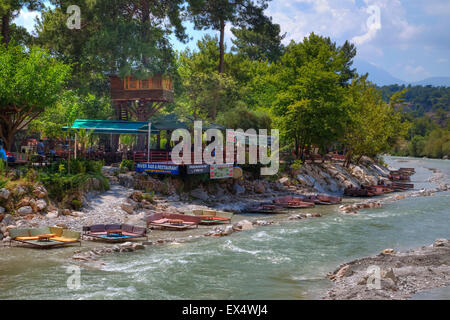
[0,156,449,299]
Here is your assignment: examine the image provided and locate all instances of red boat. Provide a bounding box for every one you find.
[303,194,342,205]
[344,187,376,197]
[273,196,315,208]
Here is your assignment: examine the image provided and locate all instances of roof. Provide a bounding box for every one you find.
[62,120,159,134]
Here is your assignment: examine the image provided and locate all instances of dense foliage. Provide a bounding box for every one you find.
[2,1,442,166]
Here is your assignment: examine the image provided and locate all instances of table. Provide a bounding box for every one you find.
[106,230,123,236]
[37,234,52,242]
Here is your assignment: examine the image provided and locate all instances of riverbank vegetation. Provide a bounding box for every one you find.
[0,0,446,168]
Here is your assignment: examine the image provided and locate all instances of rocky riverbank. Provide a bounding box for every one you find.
[324,238,450,300]
[0,157,434,244]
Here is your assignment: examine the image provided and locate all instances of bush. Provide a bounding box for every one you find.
[71,199,82,210]
[120,159,135,171]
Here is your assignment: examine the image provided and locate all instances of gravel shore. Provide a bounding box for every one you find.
[324,238,450,300]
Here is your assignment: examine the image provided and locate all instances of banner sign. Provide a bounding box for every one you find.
[210,164,234,179]
[136,162,179,175]
[187,164,210,175]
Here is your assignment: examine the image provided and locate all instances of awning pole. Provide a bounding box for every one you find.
[147,122,151,162]
[74,133,77,159]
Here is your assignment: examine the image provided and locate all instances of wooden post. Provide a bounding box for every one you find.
[74,133,77,159]
[147,122,151,163]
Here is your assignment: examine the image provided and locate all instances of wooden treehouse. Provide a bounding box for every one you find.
[109,74,174,122]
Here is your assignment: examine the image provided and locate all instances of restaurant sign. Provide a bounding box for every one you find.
[187,164,210,175]
[210,164,234,179]
[136,162,179,175]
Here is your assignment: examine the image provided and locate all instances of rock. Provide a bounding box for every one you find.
[17,206,33,216]
[433,238,449,247]
[2,214,14,226]
[222,225,234,236]
[0,188,11,200]
[112,245,121,252]
[118,174,135,189]
[254,181,265,194]
[17,197,31,208]
[0,207,4,215]
[120,241,134,249]
[233,183,245,195]
[102,166,121,176]
[130,191,143,202]
[233,219,253,231]
[62,209,71,216]
[24,214,35,220]
[121,200,137,214]
[382,268,397,284]
[381,248,395,255]
[35,199,47,211]
[335,265,352,279]
[279,177,290,186]
[33,186,48,198]
[132,243,145,250]
[14,186,26,197]
[46,211,59,219]
[190,188,209,201]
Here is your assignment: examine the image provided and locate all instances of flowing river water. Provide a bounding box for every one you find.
[0,156,449,300]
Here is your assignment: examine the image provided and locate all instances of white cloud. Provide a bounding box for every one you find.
[13,9,40,33]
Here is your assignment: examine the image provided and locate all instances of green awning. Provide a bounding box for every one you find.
[62,120,158,134]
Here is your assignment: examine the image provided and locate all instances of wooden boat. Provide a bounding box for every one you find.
[303,194,342,205]
[9,226,81,248]
[344,187,376,197]
[83,224,148,242]
[389,171,411,181]
[273,196,315,208]
[399,168,415,175]
[146,213,201,230]
[389,182,414,191]
[190,209,233,225]
[243,203,287,214]
[373,184,395,193]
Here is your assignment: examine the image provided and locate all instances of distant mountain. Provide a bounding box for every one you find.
[353,59,406,86]
[411,77,450,87]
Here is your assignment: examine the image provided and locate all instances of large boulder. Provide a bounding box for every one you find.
[233,219,253,231]
[17,206,33,216]
[190,188,209,201]
[121,199,137,214]
[0,188,11,200]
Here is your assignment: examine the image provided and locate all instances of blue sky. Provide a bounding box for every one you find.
[14,0,450,82]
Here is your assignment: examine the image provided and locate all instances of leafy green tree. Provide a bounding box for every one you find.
[231,12,285,62]
[341,76,409,164]
[270,33,355,158]
[188,0,272,74]
[36,0,188,95]
[0,44,71,150]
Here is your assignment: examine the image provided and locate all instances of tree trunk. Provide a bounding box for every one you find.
[1,12,11,47]
[218,19,225,74]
